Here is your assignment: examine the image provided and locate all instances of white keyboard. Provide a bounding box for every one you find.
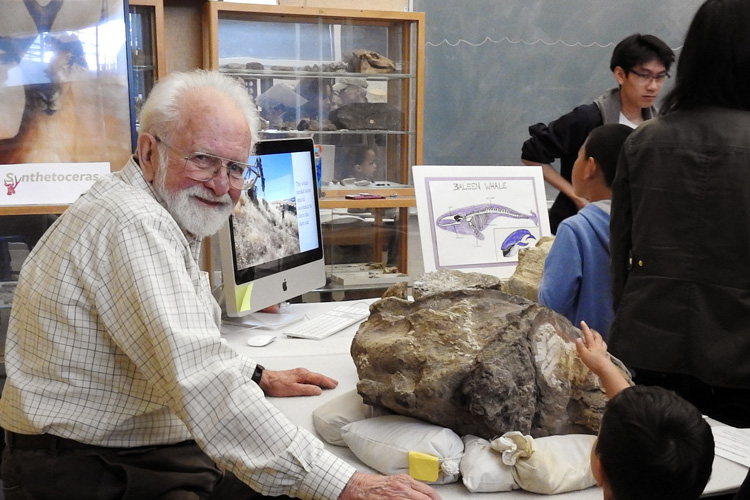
[283,303,370,340]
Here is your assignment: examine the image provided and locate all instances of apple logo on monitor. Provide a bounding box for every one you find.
[282,279,288,292]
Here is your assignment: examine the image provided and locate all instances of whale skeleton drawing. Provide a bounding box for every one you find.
[436,204,539,240]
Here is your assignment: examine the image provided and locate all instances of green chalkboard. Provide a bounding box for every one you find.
[415,0,703,167]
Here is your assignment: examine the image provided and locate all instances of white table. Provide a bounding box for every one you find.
[221,300,748,499]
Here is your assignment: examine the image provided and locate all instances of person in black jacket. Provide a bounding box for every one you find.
[521,33,674,233]
[609,0,750,428]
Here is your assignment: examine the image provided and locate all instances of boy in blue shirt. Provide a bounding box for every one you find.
[538,124,633,337]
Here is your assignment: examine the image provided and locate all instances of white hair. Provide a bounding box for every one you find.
[139,70,260,152]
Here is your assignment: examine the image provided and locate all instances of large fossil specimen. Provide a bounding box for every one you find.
[351,287,630,439]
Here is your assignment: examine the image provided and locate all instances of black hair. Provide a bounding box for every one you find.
[348,144,374,166]
[660,0,750,113]
[609,33,675,73]
[583,124,633,187]
[344,143,375,179]
[596,385,714,500]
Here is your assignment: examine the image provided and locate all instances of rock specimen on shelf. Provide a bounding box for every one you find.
[346,49,396,73]
[328,103,400,130]
[503,236,555,302]
[351,288,630,439]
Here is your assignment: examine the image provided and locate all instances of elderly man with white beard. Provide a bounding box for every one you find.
[0,70,441,500]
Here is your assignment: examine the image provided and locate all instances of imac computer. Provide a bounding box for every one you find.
[218,137,325,326]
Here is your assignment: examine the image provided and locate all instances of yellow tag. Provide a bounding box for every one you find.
[237,282,253,312]
[408,451,440,482]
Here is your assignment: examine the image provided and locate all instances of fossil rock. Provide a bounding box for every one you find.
[351,289,629,439]
[328,103,400,130]
[504,236,555,301]
[410,268,503,300]
[346,49,396,73]
[296,119,337,131]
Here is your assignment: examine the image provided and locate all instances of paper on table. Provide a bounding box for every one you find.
[712,425,750,467]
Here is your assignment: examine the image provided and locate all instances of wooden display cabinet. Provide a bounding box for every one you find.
[128,0,167,126]
[202,3,424,284]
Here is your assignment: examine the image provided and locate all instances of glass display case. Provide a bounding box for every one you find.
[203,3,424,287]
[128,0,167,126]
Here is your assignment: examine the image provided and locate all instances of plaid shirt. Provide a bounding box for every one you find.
[0,157,354,499]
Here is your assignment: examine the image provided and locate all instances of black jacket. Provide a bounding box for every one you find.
[609,106,750,389]
[522,102,602,233]
[521,88,657,233]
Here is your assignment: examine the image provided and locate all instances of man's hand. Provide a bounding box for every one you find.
[338,472,441,500]
[259,367,338,397]
[575,321,631,399]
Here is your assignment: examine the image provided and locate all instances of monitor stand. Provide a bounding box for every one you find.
[223,311,304,329]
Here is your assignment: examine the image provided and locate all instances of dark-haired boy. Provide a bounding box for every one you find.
[538,124,633,337]
[576,322,715,500]
[522,33,675,233]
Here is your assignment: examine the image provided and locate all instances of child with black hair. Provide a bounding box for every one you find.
[575,322,715,500]
[341,144,377,183]
[538,123,633,337]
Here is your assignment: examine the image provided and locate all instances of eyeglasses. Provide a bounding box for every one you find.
[629,70,670,84]
[154,136,259,190]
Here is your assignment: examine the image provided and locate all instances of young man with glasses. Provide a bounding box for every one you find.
[0,70,440,500]
[521,33,675,233]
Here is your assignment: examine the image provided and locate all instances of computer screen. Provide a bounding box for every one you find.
[218,137,325,323]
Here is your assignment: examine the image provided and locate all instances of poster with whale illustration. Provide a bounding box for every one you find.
[413,165,551,278]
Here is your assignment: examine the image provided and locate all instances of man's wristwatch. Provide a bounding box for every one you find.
[252,364,265,385]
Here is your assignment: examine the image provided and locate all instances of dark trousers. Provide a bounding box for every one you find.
[734,470,750,500]
[2,434,289,500]
[633,369,750,429]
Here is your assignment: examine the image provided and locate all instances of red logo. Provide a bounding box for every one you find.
[4,177,20,196]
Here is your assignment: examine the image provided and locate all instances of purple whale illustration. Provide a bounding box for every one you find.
[501,229,536,257]
[436,204,539,240]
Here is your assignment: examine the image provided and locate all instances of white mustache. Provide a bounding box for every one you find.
[185,185,232,205]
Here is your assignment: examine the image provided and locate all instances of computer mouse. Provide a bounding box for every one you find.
[246,334,276,347]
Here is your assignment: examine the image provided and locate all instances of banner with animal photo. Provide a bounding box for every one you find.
[413,166,551,279]
[0,0,133,181]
